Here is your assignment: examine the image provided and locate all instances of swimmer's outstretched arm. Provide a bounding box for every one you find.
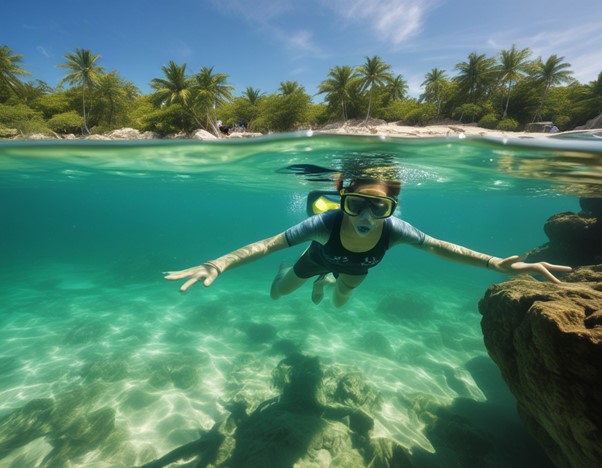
[164,233,289,292]
[419,237,572,283]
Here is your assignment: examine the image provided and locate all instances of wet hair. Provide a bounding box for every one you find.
[335,177,401,199]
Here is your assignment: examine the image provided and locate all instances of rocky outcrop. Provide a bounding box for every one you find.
[191,129,218,140]
[575,113,602,130]
[479,196,602,468]
[226,131,264,139]
[4,127,263,141]
[525,198,602,267]
[479,268,602,467]
[103,128,159,140]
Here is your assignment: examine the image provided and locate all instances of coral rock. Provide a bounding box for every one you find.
[478,267,602,467]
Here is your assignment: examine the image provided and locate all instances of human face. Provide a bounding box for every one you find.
[341,193,397,219]
[342,184,396,236]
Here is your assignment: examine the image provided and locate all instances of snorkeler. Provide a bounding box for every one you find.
[164,177,572,307]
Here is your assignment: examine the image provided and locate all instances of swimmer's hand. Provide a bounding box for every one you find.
[164,263,220,292]
[489,256,572,283]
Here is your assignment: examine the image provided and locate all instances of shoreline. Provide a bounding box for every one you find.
[2,121,559,142]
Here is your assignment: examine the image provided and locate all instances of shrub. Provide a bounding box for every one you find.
[496,118,519,131]
[0,126,18,138]
[478,113,499,129]
[303,103,329,128]
[48,111,83,133]
[452,103,482,123]
[139,104,196,135]
[404,104,438,125]
[554,115,571,130]
[0,103,50,135]
[380,99,421,121]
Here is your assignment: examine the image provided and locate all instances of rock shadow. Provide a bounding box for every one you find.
[409,355,553,468]
[139,353,413,468]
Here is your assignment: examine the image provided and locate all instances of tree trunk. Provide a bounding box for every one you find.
[502,83,512,119]
[365,86,374,122]
[81,86,89,134]
[533,84,550,122]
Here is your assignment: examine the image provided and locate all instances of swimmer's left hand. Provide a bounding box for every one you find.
[163,263,220,292]
[490,255,573,283]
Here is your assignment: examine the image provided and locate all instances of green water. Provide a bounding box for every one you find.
[0,132,600,467]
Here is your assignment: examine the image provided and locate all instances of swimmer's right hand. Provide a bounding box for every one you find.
[163,262,220,292]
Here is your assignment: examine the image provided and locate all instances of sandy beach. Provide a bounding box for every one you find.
[314,120,545,139]
[7,120,556,142]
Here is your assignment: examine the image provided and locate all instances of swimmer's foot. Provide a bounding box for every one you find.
[270,262,289,299]
[311,274,335,305]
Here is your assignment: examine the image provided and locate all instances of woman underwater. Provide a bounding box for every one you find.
[165,177,571,307]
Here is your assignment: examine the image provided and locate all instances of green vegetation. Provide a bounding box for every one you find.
[1,44,600,137]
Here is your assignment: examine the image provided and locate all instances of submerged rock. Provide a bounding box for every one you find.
[356,330,395,358]
[0,382,127,465]
[269,338,302,357]
[525,197,602,266]
[0,399,54,457]
[140,353,412,468]
[479,267,602,467]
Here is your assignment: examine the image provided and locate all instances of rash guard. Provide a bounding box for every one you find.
[284,210,429,276]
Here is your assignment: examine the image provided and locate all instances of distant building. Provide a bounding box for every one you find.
[526,122,557,133]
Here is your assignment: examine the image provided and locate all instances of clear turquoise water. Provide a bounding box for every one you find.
[0,132,601,466]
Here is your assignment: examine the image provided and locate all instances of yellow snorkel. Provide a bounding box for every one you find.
[306,191,341,216]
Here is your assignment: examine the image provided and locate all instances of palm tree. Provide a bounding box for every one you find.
[357,56,393,121]
[150,61,192,108]
[278,81,302,96]
[591,71,602,107]
[385,74,407,103]
[94,72,139,128]
[531,55,573,122]
[243,87,264,105]
[191,66,234,134]
[317,65,358,120]
[0,45,30,95]
[421,68,447,116]
[58,48,104,133]
[454,52,497,103]
[498,45,531,118]
[13,80,49,105]
[579,71,602,115]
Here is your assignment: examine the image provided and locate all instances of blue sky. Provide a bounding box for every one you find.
[4,0,602,100]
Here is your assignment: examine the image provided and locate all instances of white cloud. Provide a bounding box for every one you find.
[287,30,315,52]
[487,21,602,83]
[208,0,324,57]
[322,0,441,44]
[36,46,51,58]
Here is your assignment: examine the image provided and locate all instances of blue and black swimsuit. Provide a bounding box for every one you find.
[284,210,429,278]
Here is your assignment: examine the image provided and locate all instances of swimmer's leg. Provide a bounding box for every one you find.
[311,273,336,305]
[333,273,366,308]
[270,263,308,300]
